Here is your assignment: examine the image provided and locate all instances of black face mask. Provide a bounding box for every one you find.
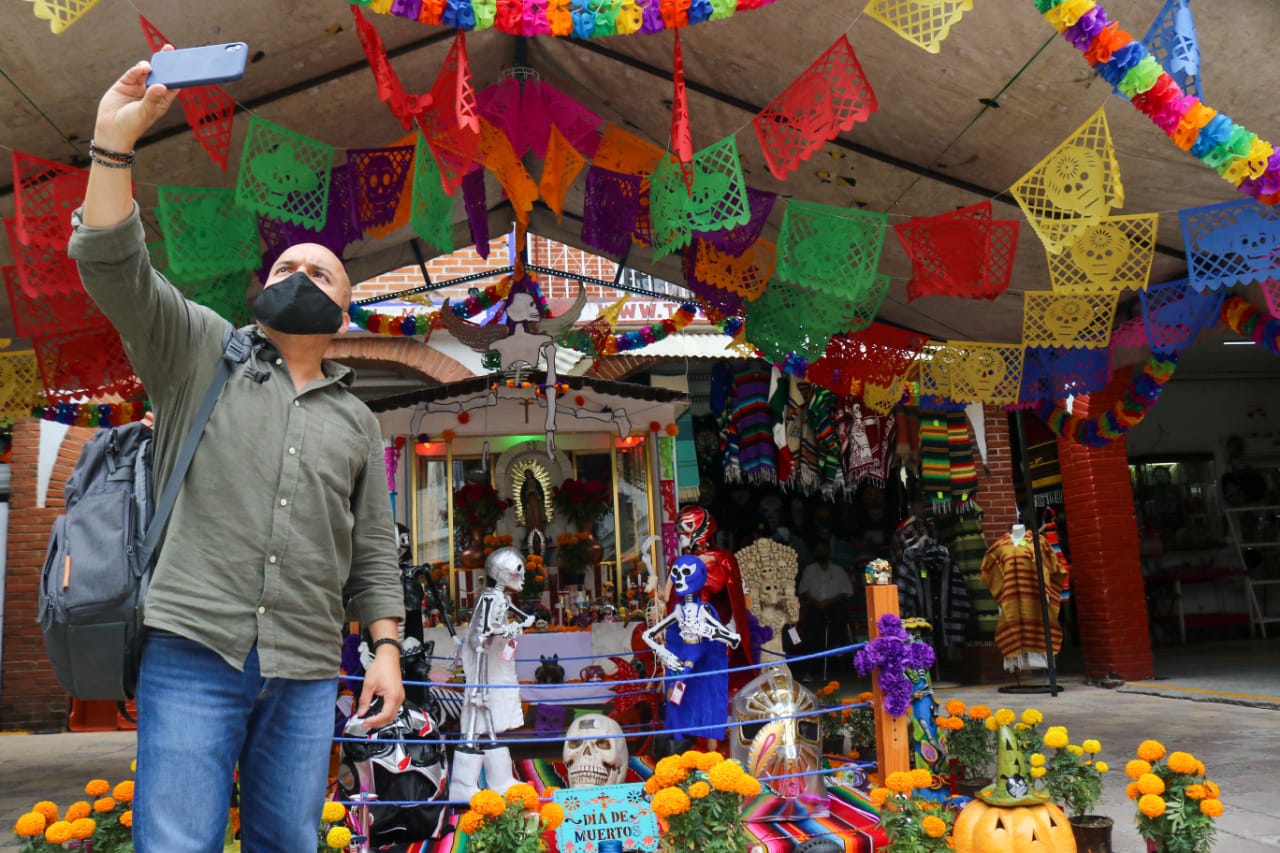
[253,271,345,335]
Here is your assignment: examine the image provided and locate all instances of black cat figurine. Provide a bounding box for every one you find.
[535,654,565,684]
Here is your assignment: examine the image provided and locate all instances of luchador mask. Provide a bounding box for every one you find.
[676,504,716,553]
[669,555,708,597]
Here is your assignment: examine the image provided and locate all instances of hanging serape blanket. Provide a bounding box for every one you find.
[778,376,808,488]
[792,382,821,495]
[727,362,777,484]
[1040,507,1071,601]
[768,370,794,484]
[834,398,897,494]
[1024,414,1063,508]
[919,409,978,514]
[712,362,741,484]
[934,510,999,641]
[808,387,844,495]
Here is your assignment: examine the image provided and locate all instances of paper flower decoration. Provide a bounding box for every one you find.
[1022,291,1118,349]
[865,0,975,54]
[1180,199,1280,293]
[854,614,936,717]
[894,201,1018,301]
[1047,213,1158,292]
[1011,107,1124,255]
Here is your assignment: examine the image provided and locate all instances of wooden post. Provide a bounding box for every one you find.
[866,583,910,782]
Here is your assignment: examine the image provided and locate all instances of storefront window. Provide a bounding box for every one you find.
[413,457,450,566]
[572,452,615,564]
[615,440,652,576]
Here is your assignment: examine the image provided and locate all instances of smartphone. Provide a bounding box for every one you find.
[146,42,248,89]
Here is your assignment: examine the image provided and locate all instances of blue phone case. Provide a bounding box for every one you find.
[146,43,248,89]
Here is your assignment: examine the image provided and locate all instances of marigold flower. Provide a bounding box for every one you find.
[1067,745,1084,757]
[1138,794,1166,818]
[70,818,96,840]
[84,779,110,798]
[655,755,689,787]
[457,811,484,835]
[696,751,725,771]
[651,787,691,818]
[14,812,46,837]
[689,781,711,799]
[45,820,74,845]
[1184,784,1206,800]
[869,787,891,807]
[541,802,566,830]
[885,771,915,794]
[31,802,58,823]
[736,775,762,798]
[1195,761,1207,776]
[1167,751,1198,774]
[1021,708,1044,726]
[93,797,116,813]
[1043,727,1070,750]
[1126,759,1152,779]
[321,801,346,824]
[1200,798,1224,818]
[679,750,704,770]
[112,780,135,803]
[505,783,539,811]
[1080,739,1101,754]
[946,716,966,731]
[823,680,840,695]
[709,760,746,792]
[326,826,353,848]
[984,718,999,731]
[1137,740,1166,762]
[1014,723,1029,733]
[1137,773,1165,796]
[1030,767,1047,779]
[1095,762,1109,774]
[909,768,933,789]
[120,810,133,828]
[1204,780,1221,798]
[1030,754,1046,768]
[994,708,1016,726]
[945,699,967,717]
[1126,782,1141,800]
[470,790,507,818]
[65,802,91,821]
[855,691,875,704]
[922,815,947,838]
[542,787,560,799]
[968,705,992,721]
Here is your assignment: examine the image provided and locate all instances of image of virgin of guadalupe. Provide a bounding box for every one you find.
[520,471,548,557]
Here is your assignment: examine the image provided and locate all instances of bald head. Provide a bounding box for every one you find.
[265,243,352,309]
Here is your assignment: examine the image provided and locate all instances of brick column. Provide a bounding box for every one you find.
[979,404,1020,547]
[1056,370,1155,681]
[2,421,94,731]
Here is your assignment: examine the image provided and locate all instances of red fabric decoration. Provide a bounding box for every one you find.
[415,32,482,195]
[4,218,80,298]
[33,322,142,405]
[671,30,694,195]
[893,201,1020,301]
[11,152,87,249]
[138,16,236,169]
[4,265,104,339]
[351,7,431,131]
[752,36,877,181]
[806,322,927,393]
[458,411,471,424]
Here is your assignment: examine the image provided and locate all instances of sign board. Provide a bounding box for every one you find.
[552,783,660,853]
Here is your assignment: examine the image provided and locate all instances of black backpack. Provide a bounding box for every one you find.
[38,326,252,701]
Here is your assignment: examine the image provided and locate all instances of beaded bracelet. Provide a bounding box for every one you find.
[88,140,135,167]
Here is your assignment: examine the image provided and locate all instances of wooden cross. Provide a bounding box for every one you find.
[518,398,536,424]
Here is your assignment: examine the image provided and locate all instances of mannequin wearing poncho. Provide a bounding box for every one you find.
[979,533,1068,672]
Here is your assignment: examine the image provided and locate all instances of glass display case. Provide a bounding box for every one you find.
[1129,455,1226,557]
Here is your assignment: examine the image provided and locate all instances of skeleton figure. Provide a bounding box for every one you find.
[643,555,740,746]
[562,714,629,787]
[448,547,535,801]
[436,285,631,453]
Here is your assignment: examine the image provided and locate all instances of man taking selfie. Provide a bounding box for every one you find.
[68,53,405,852]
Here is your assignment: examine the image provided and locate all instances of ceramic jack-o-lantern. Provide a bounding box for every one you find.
[951,724,1077,853]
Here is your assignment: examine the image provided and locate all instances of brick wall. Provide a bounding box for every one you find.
[979,404,1020,547]
[1056,370,1155,681]
[2,421,94,731]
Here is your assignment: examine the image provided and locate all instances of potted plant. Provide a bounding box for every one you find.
[936,701,996,793]
[1125,739,1223,853]
[555,531,597,587]
[456,785,565,853]
[644,750,762,853]
[454,482,509,568]
[1033,725,1112,852]
[868,770,955,853]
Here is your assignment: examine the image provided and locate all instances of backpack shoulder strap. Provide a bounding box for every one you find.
[139,324,251,566]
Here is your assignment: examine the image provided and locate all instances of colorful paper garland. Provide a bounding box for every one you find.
[1034,353,1178,447]
[1035,0,1280,204]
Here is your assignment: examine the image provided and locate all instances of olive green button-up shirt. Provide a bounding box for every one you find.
[68,204,402,680]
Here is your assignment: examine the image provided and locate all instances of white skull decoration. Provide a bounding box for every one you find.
[563,714,628,787]
[1043,144,1108,218]
[485,546,526,592]
[1068,222,1131,283]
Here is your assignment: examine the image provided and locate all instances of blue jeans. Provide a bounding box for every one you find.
[134,631,338,853]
